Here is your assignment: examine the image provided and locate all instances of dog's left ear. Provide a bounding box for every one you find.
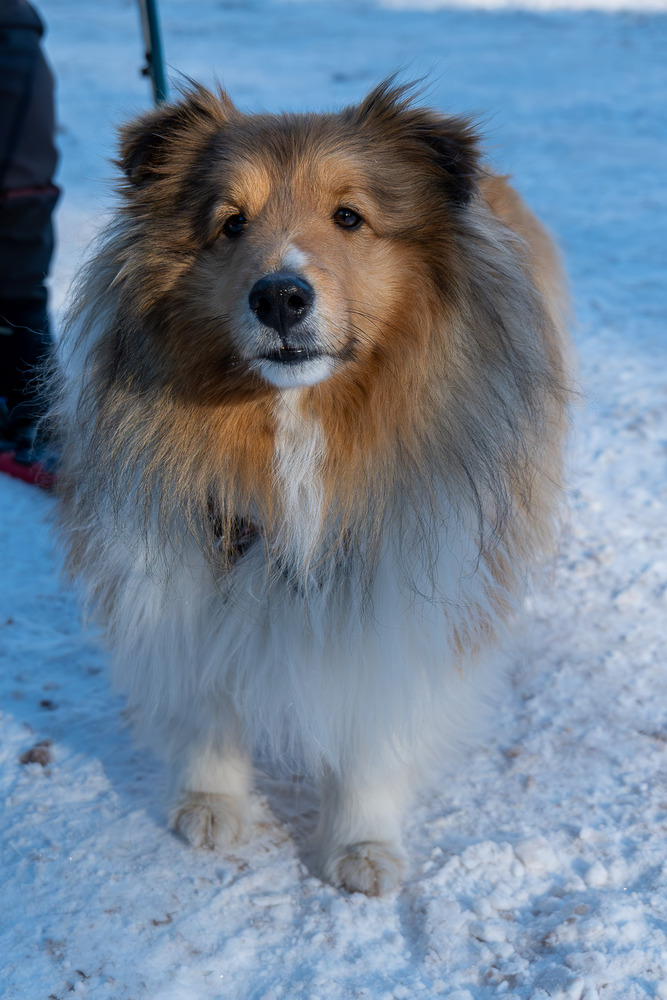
[411,111,480,207]
[352,80,481,206]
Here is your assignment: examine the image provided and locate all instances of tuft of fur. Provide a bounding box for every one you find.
[50,80,571,893]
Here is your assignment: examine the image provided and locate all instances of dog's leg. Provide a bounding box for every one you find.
[169,736,252,851]
[316,760,412,895]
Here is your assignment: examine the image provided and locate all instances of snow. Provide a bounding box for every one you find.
[2,1,667,998]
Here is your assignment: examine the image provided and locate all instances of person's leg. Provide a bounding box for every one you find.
[0,190,58,442]
[0,6,59,448]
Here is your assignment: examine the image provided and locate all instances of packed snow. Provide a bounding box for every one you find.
[1,1,666,998]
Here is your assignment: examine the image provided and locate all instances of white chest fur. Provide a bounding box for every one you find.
[272,391,326,575]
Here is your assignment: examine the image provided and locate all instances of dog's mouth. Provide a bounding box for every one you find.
[260,347,323,365]
[251,347,338,388]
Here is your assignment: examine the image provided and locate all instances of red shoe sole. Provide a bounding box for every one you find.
[0,450,58,490]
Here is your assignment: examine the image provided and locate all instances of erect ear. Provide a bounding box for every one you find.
[351,79,481,206]
[118,84,236,187]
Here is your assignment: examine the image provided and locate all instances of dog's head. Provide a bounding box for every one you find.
[116,80,480,399]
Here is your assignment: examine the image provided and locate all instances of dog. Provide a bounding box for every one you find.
[52,80,570,895]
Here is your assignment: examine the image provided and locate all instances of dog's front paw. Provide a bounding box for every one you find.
[325,840,406,896]
[169,791,246,850]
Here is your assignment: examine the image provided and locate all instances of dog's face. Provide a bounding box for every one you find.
[189,142,404,390]
[117,82,480,400]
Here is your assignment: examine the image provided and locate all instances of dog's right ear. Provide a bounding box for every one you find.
[119,86,235,187]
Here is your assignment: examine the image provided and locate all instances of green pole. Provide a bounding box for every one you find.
[137,0,168,104]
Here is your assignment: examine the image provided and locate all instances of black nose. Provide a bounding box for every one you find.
[248,272,314,334]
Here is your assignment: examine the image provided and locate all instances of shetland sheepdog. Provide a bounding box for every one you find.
[53,81,570,895]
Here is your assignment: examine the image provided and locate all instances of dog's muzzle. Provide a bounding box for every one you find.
[247,271,334,387]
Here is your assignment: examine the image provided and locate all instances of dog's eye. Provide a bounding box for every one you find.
[222,213,247,238]
[333,207,363,230]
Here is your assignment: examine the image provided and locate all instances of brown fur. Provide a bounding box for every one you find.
[57,82,569,604]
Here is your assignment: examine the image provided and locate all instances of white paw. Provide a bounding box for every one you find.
[326,840,406,896]
[169,791,246,850]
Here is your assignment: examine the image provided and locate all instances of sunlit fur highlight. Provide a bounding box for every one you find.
[51,81,571,894]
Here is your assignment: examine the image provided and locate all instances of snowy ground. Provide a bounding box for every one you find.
[2,2,667,998]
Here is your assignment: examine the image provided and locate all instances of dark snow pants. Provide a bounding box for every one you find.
[0,0,59,434]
